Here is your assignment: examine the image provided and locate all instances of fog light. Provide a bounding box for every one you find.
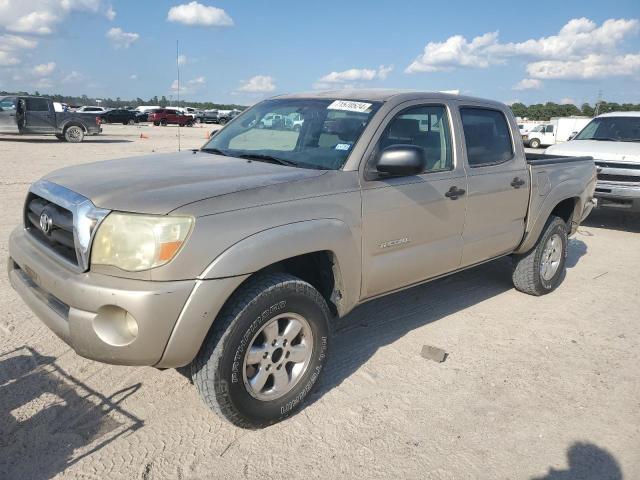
[93,305,139,346]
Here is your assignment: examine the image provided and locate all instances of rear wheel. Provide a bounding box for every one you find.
[512,215,568,295]
[186,120,194,127]
[127,119,135,125]
[191,273,330,429]
[529,138,541,149]
[153,121,160,126]
[64,125,84,143]
[219,118,227,125]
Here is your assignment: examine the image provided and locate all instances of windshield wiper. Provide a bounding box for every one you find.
[201,147,228,156]
[590,137,620,142]
[237,153,299,167]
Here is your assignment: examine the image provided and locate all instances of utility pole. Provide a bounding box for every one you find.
[594,89,603,117]
[176,39,181,151]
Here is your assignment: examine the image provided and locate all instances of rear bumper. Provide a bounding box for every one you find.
[8,227,248,367]
[594,182,640,212]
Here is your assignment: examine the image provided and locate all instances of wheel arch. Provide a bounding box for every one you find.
[199,219,360,317]
[516,194,581,254]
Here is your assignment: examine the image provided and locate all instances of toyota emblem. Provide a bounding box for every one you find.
[39,212,52,234]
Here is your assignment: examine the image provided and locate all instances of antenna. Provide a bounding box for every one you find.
[176,39,181,151]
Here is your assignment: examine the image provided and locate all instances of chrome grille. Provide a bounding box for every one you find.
[25,192,78,265]
[23,180,110,272]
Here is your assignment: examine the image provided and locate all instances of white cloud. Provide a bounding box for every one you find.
[33,62,56,76]
[513,78,542,90]
[177,54,188,66]
[167,2,233,27]
[238,75,276,93]
[405,17,640,80]
[105,5,116,20]
[130,74,138,80]
[0,0,105,35]
[106,27,139,48]
[527,53,640,80]
[318,65,394,83]
[0,34,37,65]
[63,70,85,82]
[170,76,206,93]
[0,51,19,66]
[33,78,53,89]
[560,98,576,105]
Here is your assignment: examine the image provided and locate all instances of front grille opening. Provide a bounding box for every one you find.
[597,174,640,183]
[24,193,78,266]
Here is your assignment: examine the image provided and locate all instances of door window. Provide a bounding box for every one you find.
[460,108,513,167]
[25,98,50,112]
[545,125,554,133]
[377,105,453,172]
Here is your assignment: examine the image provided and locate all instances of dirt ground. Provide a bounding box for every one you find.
[1,125,639,480]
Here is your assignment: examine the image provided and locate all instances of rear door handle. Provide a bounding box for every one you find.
[511,177,526,188]
[445,186,466,200]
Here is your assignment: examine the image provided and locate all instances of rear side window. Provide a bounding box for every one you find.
[460,107,513,167]
[25,98,50,112]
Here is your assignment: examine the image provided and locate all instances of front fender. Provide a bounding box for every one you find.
[199,218,361,314]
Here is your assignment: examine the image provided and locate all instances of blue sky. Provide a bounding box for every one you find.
[1,0,639,105]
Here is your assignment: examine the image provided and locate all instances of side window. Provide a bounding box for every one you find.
[25,98,50,112]
[545,125,554,133]
[377,105,453,172]
[0,97,17,111]
[460,107,513,167]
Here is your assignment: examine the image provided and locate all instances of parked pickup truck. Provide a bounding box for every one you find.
[546,112,640,212]
[0,96,102,142]
[8,91,596,428]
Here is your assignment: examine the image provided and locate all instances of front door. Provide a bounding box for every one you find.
[24,97,56,133]
[0,97,19,133]
[361,103,467,298]
[457,105,529,268]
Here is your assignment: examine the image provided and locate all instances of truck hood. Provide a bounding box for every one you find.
[546,140,640,163]
[43,151,326,214]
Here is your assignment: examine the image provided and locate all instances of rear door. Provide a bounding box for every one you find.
[0,97,19,133]
[457,104,529,267]
[24,98,56,133]
[361,101,467,298]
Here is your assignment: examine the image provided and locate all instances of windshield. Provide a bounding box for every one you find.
[202,98,382,170]
[531,125,544,132]
[574,116,640,142]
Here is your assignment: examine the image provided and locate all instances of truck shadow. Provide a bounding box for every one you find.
[311,242,588,406]
[531,442,623,480]
[582,208,640,233]
[0,346,143,480]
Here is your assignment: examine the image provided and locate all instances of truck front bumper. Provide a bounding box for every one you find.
[594,182,640,213]
[8,227,248,367]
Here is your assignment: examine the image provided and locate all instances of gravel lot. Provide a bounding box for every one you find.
[1,125,639,480]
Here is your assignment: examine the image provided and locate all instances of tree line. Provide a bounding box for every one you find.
[509,101,640,121]
[0,90,247,111]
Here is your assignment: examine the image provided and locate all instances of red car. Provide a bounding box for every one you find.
[148,108,194,127]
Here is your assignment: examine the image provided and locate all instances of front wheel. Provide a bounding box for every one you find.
[160,119,167,126]
[64,125,84,143]
[529,138,541,149]
[127,119,135,125]
[191,273,330,429]
[512,215,568,296]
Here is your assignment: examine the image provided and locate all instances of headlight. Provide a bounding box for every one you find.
[91,213,193,271]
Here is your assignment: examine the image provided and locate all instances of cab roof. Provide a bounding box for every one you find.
[273,89,506,108]
[598,111,640,118]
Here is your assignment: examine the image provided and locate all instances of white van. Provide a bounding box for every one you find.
[524,117,592,148]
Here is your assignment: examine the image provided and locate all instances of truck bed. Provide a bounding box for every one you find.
[526,153,593,165]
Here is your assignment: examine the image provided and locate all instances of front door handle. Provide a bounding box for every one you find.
[445,186,466,200]
[511,177,526,188]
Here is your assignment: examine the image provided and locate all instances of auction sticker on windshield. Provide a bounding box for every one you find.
[327,100,372,113]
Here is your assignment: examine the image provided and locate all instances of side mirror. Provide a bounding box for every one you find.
[376,145,426,176]
[568,131,577,140]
